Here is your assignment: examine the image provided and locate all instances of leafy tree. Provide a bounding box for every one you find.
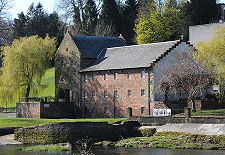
[195,27,225,87]
[81,0,98,35]
[190,0,217,25]
[101,0,121,36]
[135,1,185,44]
[0,35,56,103]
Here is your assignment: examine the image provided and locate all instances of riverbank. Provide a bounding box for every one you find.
[96,131,225,150]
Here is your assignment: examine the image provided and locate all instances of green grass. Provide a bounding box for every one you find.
[17,144,70,152]
[0,68,55,107]
[192,109,225,115]
[0,117,127,128]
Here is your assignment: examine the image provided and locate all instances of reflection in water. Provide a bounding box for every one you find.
[1,145,225,155]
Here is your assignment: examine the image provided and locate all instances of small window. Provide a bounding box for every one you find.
[61,76,64,83]
[104,73,108,80]
[141,71,145,78]
[128,72,131,79]
[72,91,76,99]
[141,107,145,114]
[114,107,118,115]
[84,74,87,81]
[70,75,74,83]
[128,90,131,97]
[104,91,108,98]
[141,89,145,96]
[114,73,118,79]
[61,60,64,68]
[92,106,96,113]
[66,48,68,52]
[105,107,108,115]
[92,91,95,98]
[114,90,118,98]
[92,74,96,81]
[84,91,87,98]
[71,60,74,67]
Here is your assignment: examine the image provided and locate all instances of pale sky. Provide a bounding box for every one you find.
[8,0,57,19]
[7,0,225,20]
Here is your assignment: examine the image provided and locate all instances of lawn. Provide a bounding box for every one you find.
[0,67,55,107]
[192,109,225,115]
[0,117,127,128]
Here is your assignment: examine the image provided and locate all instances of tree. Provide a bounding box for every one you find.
[155,48,213,104]
[100,0,121,36]
[121,0,138,44]
[81,0,98,35]
[190,0,217,25]
[135,0,185,44]
[0,35,56,103]
[195,26,225,87]
[13,12,29,38]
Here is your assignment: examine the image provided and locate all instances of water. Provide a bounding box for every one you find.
[0,145,225,155]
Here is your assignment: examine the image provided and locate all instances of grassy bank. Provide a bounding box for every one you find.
[0,117,127,128]
[97,131,225,150]
[17,144,71,152]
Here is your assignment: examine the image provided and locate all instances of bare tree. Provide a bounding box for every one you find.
[155,48,214,103]
[95,21,116,37]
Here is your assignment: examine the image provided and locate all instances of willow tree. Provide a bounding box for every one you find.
[195,27,225,87]
[0,35,56,103]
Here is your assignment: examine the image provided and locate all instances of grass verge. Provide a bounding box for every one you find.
[17,144,70,152]
[192,109,225,115]
[0,117,127,128]
[96,131,225,150]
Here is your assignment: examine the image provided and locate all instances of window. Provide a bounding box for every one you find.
[104,73,108,80]
[141,107,145,114]
[72,91,76,99]
[71,60,74,67]
[61,76,64,83]
[92,91,95,98]
[104,91,108,98]
[84,91,87,98]
[84,74,87,81]
[114,90,118,98]
[92,106,96,114]
[105,107,108,115]
[70,75,74,83]
[92,74,96,81]
[128,90,131,97]
[141,71,145,78]
[128,72,131,79]
[114,107,118,115]
[61,60,64,68]
[114,73,118,79]
[141,89,145,96]
[66,48,68,52]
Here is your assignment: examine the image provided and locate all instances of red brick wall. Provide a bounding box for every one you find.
[81,68,151,118]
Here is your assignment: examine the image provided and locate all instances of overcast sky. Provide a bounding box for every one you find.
[7,0,225,20]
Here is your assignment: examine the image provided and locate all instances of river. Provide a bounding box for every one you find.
[0,145,225,155]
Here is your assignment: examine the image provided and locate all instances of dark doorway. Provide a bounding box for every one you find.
[64,89,70,102]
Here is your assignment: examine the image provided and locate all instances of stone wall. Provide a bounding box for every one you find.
[16,102,76,119]
[14,121,141,144]
[129,116,225,125]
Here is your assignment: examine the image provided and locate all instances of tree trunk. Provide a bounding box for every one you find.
[25,85,30,98]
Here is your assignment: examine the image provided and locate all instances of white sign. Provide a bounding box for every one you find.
[153,109,171,117]
[44,104,50,108]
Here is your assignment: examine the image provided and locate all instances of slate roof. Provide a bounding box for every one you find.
[71,35,126,58]
[81,40,180,72]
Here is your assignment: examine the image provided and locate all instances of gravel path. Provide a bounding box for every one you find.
[0,113,16,117]
[0,134,22,145]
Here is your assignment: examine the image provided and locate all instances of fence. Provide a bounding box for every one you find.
[19,96,55,103]
[0,107,16,113]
